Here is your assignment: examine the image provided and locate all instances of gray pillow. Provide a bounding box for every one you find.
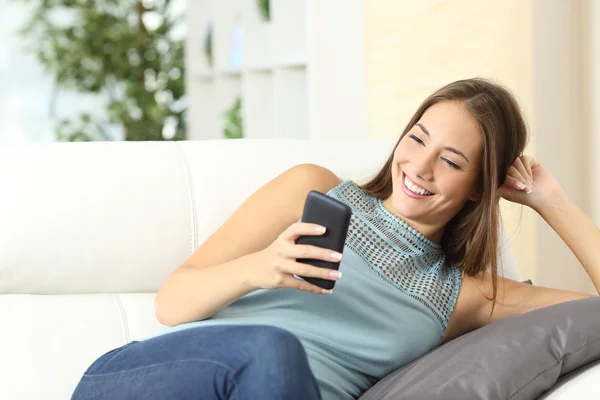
[359,295,600,400]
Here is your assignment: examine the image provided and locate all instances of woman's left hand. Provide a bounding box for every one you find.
[499,155,566,212]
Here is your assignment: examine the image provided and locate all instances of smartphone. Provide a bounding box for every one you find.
[295,190,352,290]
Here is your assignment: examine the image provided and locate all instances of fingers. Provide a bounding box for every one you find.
[284,275,333,295]
[514,156,534,185]
[512,158,531,185]
[285,259,342,280]
[270,259,337,294]
[282,222,326,242]
[279,243,342,286]
[270,223,342,295]
[507,166,528,189]
[522,156,534,183]
[286,244,343,263]
[504,175,531,193]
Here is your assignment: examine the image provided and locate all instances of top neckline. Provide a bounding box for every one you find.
[371,188,443,251]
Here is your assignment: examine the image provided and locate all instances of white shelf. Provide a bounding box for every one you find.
[215,75,242,139]
[242,0,273,66]
[274,66,308,139]
[242,70,274,138]
[194,59,308,79]
[187,79,219,139]
[271,0,307,65]
[186,0,367,141]
[213,0,244,70]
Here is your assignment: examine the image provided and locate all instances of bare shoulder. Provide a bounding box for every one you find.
[284,163,344,193]
[275,163,343,207]
[179,163,342,270]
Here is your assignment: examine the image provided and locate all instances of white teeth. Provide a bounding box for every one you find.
[404,175,432,196]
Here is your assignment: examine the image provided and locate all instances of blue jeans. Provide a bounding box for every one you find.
[71,324,322,400]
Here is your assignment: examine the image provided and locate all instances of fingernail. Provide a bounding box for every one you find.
[516,181,526,189]
[322,289,333,294]
[526,187,532,194]
[331,252,342,261]
[330,271,342,279]
[316,226,326,233]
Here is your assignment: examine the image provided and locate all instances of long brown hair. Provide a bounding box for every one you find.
[361,77,528,313]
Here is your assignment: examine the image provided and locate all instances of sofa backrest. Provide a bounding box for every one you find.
[0,139,521,296]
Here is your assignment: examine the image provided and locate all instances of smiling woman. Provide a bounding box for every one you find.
[72,77,599,400]
[363,79,528,318]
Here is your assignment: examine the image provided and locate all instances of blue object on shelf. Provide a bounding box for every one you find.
[228,22,244,67]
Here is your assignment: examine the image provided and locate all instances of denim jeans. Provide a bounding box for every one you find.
[71,324,322,400]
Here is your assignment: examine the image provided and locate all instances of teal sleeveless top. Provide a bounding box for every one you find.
[147,180,463,399]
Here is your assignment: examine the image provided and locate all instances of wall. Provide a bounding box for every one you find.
[588,0,600,227]
[364,0,538,281]
[532,0,597,294]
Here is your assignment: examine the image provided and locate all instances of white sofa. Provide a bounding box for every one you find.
[0,139,597,399]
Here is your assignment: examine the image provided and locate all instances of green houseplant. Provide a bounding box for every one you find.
[223,96,243,139]
[18,0,186,142]
[257,0,270,21]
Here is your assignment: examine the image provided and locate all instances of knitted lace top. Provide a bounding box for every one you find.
[148,180,463,400]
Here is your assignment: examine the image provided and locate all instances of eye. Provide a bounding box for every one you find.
[409,135,424,145]
[443,159,461,170]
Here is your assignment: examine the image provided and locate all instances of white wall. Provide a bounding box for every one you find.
[363,0,599,293]
[307,0,367,140]
[364,0,537,281]
[589,0,600,226]
[532,0,597,294]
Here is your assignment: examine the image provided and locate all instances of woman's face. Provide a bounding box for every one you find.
[384,101,484,241]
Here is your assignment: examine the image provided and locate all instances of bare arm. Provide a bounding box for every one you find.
[155,253,261,327]
[154,164,343,327]
[468,272,594,329]
[466,155,599,332]
[499,155,600,295]
[536,192,600,295]
[472,193,598,328]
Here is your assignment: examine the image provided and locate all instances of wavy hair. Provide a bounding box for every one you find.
[361,78,528,313]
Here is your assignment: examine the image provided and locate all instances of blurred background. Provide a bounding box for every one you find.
[0,0,598,293]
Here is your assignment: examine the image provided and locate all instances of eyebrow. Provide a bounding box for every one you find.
[415,123,470,163]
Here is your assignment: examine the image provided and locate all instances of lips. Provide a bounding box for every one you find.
[401,171,434,198]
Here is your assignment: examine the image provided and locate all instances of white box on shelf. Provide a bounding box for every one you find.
[213,0,242,70]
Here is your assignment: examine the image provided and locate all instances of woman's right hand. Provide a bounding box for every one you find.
[249,222,343,294]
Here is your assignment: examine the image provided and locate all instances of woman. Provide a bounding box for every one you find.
[72,78,599,400]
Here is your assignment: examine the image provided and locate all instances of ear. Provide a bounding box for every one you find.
[468,189,481,202]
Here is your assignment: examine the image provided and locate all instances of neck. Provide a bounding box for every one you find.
[381,197,445,243]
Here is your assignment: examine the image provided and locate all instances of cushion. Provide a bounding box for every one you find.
[359,295,600,400]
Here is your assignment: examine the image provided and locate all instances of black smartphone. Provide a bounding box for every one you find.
[295,190,352,290]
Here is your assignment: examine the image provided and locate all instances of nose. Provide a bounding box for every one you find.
[412,151,435,182]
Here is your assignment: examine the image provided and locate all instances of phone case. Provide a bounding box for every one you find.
[295,190,352,290]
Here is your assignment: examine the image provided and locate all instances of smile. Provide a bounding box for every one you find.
[402,172,434,197]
